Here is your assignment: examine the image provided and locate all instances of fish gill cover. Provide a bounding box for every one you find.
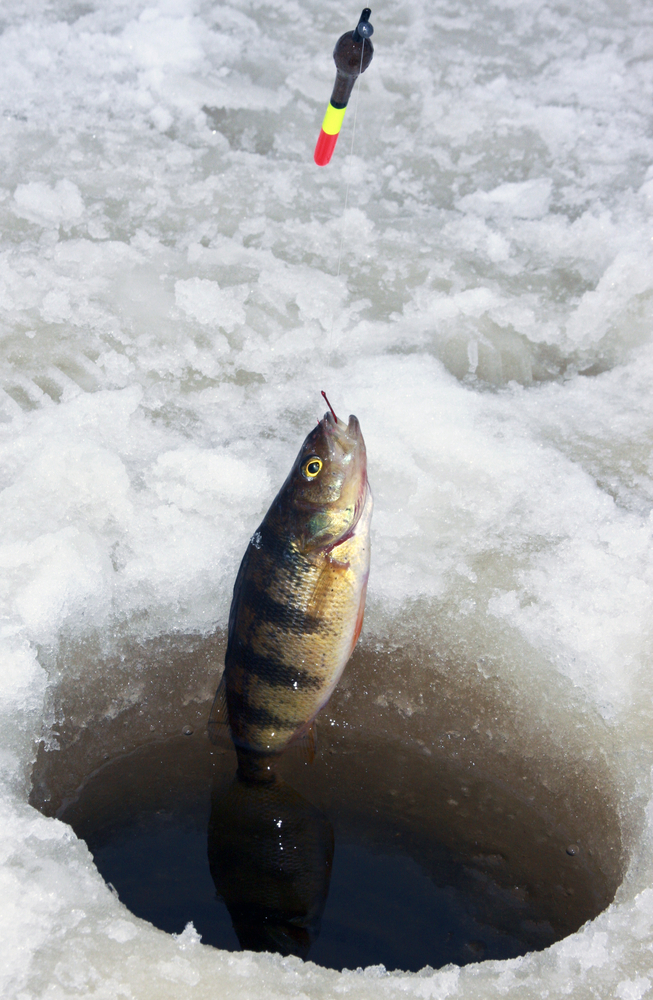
[1,0,653,998]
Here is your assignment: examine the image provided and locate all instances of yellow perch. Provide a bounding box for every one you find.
[209,394,372,770]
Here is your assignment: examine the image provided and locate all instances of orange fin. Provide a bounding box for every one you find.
[207,676,229,746]
[289,719,318,764]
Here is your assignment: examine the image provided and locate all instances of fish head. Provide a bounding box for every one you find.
[287,408,368,550]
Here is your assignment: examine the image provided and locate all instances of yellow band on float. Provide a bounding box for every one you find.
[321,103,347,136]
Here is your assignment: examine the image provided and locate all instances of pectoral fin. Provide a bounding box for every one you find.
[299,718,318,764]
[304,554,350,624]
[288,718,318,764]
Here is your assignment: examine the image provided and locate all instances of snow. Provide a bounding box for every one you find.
[2,0,653,996]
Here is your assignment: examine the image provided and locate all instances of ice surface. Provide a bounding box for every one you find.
[2,0,653,996]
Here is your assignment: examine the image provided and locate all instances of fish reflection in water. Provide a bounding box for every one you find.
[208,761,334,959]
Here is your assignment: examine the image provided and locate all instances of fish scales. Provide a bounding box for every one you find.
[210,403,372,762]
[227,530,366,747]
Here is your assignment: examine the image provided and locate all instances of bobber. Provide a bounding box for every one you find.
[314,8,374,167]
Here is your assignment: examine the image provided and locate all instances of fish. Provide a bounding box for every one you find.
[208,773,334,959]
[208,393,372,772]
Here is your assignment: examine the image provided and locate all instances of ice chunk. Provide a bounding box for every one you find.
[175,277,246,333]
[13,180,84,227]
[456,179,553,220]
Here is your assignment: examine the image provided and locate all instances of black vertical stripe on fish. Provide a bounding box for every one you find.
[227,643,324,690]
[226,686,297,733]
[236,583,326,636]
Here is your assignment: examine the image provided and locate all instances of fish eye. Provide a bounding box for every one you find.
[302,456,323,480]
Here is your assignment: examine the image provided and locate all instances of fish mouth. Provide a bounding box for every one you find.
[319,410,369,537]
[324,411,366,480]
[324,410,361,434]
[322,410,365,456]
[346,414,362,438]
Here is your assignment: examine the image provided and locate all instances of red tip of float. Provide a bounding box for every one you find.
[314,129,339,166]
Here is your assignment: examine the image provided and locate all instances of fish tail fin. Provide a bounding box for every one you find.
[207,676,229,746]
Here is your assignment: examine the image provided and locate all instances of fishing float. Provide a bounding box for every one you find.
[314,8,374,167]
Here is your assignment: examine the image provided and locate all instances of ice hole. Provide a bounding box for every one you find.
[30,625,624,973]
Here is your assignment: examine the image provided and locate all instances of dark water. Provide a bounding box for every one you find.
[32,727,615,972]
[83,792,528,969]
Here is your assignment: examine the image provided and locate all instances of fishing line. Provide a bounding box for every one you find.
[335,39,366,281]
[328,37,367,359]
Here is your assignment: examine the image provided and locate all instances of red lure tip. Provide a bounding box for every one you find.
[321,390,338,423]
